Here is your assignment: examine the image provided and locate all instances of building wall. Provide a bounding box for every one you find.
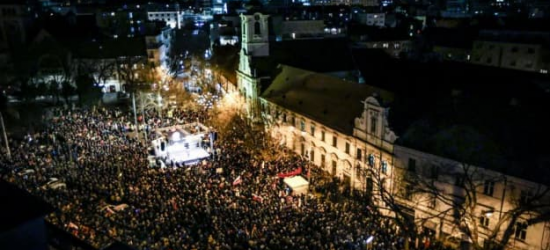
[393,145,550,250]
[0,4,30,50]
[147,11,181,29]
[260,96,396,208]
[471,41,545,73]
[359,40,411,58]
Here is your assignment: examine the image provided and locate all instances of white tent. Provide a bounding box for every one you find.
[283,176,309,196]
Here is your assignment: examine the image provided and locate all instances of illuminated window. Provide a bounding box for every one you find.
[368,154,375,167]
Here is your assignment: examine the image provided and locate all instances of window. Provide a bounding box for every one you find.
[368,154,375,167]
[321,154,326,167]
[366,177,374,195]
[402,183,413,200]
[301,143,305,156]
[332,135,337,147]
[370,115,378,134]
[355,164,361,178]
[254,21,261,35]
[321,131,325,142]
[345,142,350,154]
[514,221,528,241]
[480,216,490,228]
[483,180,495,196]
[381,160,388,174]
[291,117,296,127]
[408,158,416,173]
[310,125,315,136]
[427,194,436,208]
[300,120,305,132]
[283,113,287,123]
[356,148,362,160]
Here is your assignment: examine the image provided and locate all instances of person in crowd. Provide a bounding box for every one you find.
[0,106,434,250]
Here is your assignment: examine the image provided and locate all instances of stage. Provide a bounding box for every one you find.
[151,123,212,166]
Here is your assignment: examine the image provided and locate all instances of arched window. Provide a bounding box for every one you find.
[254,21,261,35]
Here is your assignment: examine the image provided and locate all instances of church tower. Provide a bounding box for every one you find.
[237,13,269,118]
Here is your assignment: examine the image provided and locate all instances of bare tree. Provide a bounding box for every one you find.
[116,57,155,138]
[406,125,550,250]
[367,161,420,250]
[74,58,116,89]
[209,93,273,159]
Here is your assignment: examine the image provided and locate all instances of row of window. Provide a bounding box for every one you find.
[407,158,535,201]
[148,13,177,17]
[473,56,535,68]
[476,43,536,54]
[274,106,388,173]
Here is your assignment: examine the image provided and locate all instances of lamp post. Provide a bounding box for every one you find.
[0,111,11,159]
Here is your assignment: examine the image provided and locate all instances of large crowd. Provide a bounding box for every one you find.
[0,106,441,250]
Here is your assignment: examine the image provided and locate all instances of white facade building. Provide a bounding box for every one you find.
[147,11,181,29]
[235,13,550,250]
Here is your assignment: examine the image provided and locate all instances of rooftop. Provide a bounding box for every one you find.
[262,65,393,135]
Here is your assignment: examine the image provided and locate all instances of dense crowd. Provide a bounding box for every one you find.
[0,106,438,250]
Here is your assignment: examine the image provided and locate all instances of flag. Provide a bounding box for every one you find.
[252,194,263,203]
[232,176,242,186]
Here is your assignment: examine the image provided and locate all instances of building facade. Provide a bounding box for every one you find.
[235,13,550,250]
[471,40,549,74]
[393,146,550,250]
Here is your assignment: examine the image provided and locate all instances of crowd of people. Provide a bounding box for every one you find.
[0,105,442,250]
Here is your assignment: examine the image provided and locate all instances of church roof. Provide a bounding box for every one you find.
[261,65,393,135]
